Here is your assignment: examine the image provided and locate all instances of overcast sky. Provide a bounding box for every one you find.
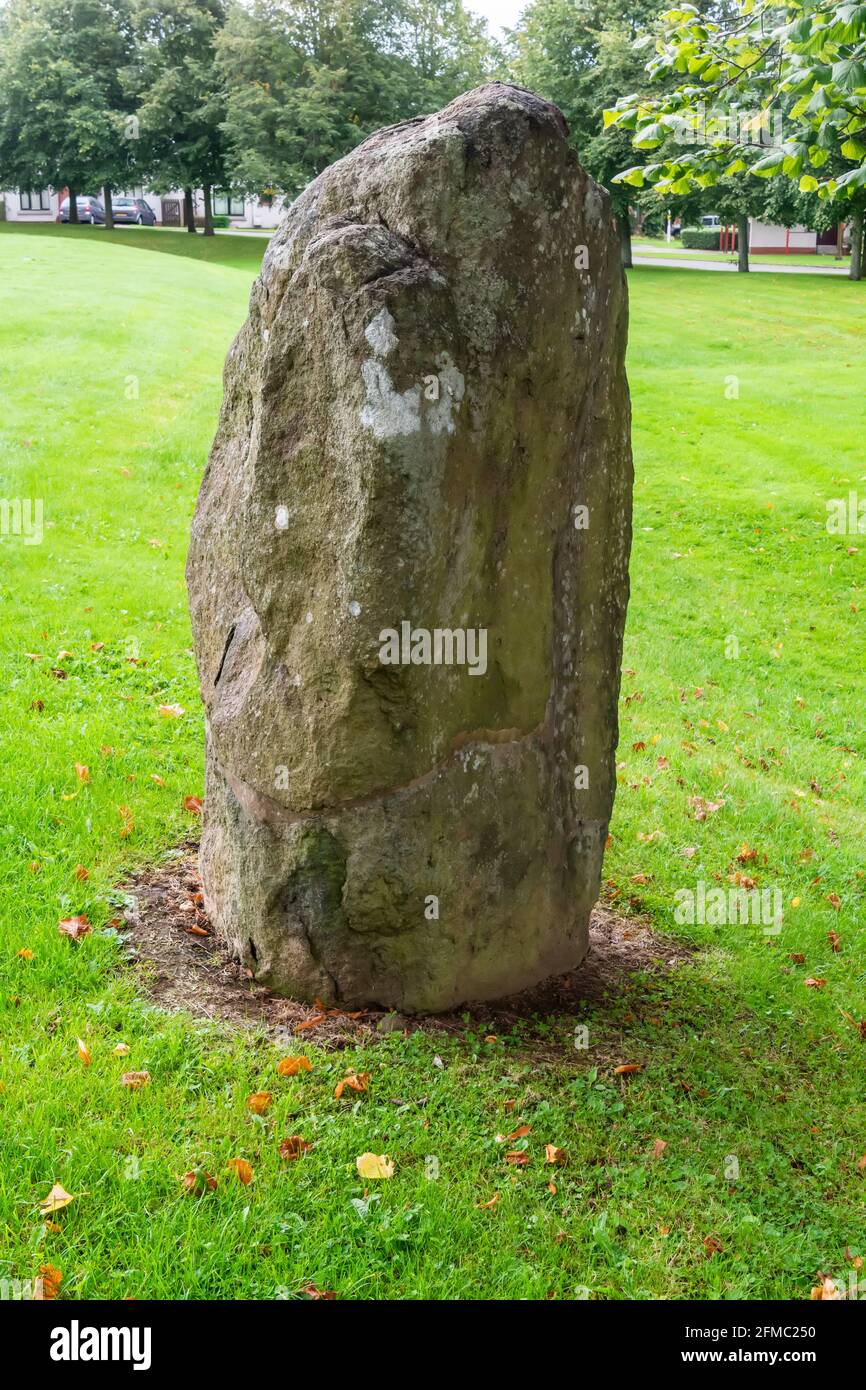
[466,0,527,35]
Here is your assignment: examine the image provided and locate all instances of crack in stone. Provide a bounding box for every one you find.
[222,712,550,829]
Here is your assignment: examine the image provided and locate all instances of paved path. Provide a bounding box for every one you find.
[633,253,848,276]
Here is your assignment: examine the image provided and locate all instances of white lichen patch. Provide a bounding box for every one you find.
[364,308,399,357]
[360,359,422,439]
[360,313,464,440]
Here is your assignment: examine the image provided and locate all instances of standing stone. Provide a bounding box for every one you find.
[187,82,633,1012]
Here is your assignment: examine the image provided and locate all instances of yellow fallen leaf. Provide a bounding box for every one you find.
[76,1038,92,1067]
[335,1072,369,1099]
[36,1264,62,1300]
[276,1056,312,1077]
[227,1158,254,1185]
[17,948,33,960]
[356,1152,394,1179]
[246,1090,272,1114]
[38,1184,75,1215]
[158,703,185,718]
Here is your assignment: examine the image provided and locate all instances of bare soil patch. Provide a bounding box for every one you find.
[121,846,695,1046]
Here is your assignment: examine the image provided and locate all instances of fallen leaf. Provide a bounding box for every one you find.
[226,1158,253,1185]
[17,947,33,960]
[58,915,91,941]
[736,844,758,864]
[120,1071,150,1089]
[334,1072,370,1099]
[74,864,89,882]
[294,1013,328,1033]
[182,1168,217,1195]
[355,1152,393,1178]
[688,795,725,821]
[703,1235,724,1257]
[504,1150,530,1166]
[280,1136,314,1160]
[182,795,203,815]
[158,703,185,718]
[246,1090,272,1114]
[789,953,805,965]
[651,1138,668,1159]
[38,1184,75,1215]
[118,804,134,838]
[827,892,841,911]
[475,1192,501,1209]
[74,763,90,783]
[828,931,842,953]
[36,1264,62,1300]
[811,1275,842,1300]
[150,774,166,787]
[298,1284,336,1300]
[112,1043,130,1056]
[857,1154,866,1173]
[804,978,827,990]
[614,1063,642,1076]
[76,1038,92,1067]
[545,1144,567,1165]
[277,1056,313,1077]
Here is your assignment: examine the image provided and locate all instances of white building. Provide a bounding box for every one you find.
[2,185,285,228]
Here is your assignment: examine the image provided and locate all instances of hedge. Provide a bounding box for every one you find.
[681,227,721,250]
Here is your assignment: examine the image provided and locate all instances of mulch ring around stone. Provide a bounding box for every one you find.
[121,845,696,1051]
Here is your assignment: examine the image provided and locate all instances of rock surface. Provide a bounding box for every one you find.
[187,82,633,1012]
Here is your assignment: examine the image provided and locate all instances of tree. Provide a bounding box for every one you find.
[605,0,866,278]
[0,0,139,225]
[217,0,495,201]
[128,0,230,233]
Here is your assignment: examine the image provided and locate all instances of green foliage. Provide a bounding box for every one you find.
[0,0,139,195]
[216,0,497,198]
[605,0,866,218]
[128,0,229,194]
[680,224,719,247]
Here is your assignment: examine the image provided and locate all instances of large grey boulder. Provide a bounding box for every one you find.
[187,82,632,1012]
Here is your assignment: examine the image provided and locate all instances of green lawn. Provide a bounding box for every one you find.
[1,223,864,1301]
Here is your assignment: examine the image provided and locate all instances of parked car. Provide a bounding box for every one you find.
[701,214,721,228]
[58,196,104,224]
[112,197,157,226]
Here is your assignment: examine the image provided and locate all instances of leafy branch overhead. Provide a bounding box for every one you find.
[604,1,866,201]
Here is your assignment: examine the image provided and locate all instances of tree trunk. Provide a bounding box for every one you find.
[849,210,863,280]
[184,186,197,232]
[202,183,214,236]
[619,213,632,269]
[68,187,79,225]
[103,184,113,231]
[737,215,749,272]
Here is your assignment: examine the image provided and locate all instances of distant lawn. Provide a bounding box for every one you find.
[0,219,268,273]
[634,234,851,271]
[0,226,864,1300]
